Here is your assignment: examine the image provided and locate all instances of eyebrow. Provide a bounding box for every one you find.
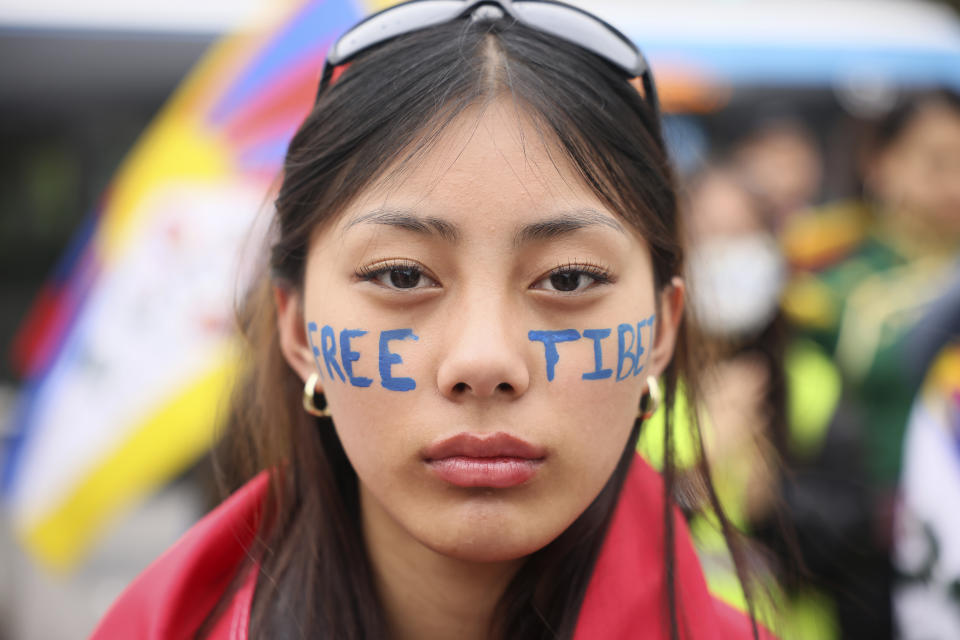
[344,208,461,242]
[513,209,626,247]
[343,207,626,246]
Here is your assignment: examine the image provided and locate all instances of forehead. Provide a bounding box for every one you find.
[894,102,960,151]
[331,97,623,238]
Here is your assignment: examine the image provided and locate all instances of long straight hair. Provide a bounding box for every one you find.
[208,16,759,640]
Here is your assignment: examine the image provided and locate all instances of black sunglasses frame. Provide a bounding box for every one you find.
[315,0,658,112]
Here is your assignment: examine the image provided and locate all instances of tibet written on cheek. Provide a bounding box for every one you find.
[306,317,656,389]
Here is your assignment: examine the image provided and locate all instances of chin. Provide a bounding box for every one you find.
[429,532,550,564]
[415,502,570,564]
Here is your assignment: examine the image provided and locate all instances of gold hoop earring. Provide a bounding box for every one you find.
[638,375,661,420]
[302,372,331,417]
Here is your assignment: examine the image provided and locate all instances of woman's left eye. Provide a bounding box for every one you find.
[532,265,612,293]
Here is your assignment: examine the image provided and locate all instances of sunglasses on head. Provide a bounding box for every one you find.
[316,0,658,112]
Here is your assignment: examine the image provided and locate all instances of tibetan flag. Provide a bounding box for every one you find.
[3,0,397,571]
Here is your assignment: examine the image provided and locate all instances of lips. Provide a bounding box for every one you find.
[422,432,546,488]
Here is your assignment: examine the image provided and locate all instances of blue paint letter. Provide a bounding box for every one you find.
[307,322,324,376]
[633,318,648,376]
[634,314,656,376]
[529,329,581,381]
[581,328,613,380]
[321,325,345,383]
[616,323,638,381]
[340,329,372,388]
[379,329,419,391]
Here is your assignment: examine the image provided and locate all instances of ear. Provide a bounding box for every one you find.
[274,284,322,388]
[648,276,685,380]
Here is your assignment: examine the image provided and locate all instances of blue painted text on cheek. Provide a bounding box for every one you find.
[616,323,638,381]
[632,315,655,376]
[307,322,324,377]
[581,328,613,380]
[379,329,420,391]
[321,325,346,382]
[340,329,373,388]
[528,330,581,381]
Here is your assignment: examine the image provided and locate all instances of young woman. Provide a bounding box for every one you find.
[93,1,773,638]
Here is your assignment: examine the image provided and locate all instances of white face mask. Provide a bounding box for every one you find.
[686,233,786,339]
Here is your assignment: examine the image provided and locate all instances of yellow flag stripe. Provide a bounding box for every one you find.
[20,346,238,571]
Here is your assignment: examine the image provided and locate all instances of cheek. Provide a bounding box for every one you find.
[540,323,653,491]
[548,389,638,522]
[326,381,439,538]
[306,321,431,481]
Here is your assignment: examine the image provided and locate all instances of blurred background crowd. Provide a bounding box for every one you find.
[2,0,960,638]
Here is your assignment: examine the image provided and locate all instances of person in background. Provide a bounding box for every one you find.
[727,118,824,232]
[779,88,960,639]
[782,88,960,510]
[644,166,883,638]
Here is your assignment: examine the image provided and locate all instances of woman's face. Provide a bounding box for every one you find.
[872,101,960,235]
[279,98,682,564]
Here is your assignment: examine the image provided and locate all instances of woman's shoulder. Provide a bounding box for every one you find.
[90,472,269,640]
[575,456,777,639]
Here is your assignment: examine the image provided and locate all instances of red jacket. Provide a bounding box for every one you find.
[92,455,774,639]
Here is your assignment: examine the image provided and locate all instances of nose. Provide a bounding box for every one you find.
[435,294,530,401]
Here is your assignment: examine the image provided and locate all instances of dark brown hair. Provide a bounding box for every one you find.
[873,88,960,152]
[210,15,758,640]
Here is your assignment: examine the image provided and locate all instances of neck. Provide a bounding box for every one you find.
[361,486,523,640]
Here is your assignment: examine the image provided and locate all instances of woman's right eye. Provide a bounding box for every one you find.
[356,262,440,291]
